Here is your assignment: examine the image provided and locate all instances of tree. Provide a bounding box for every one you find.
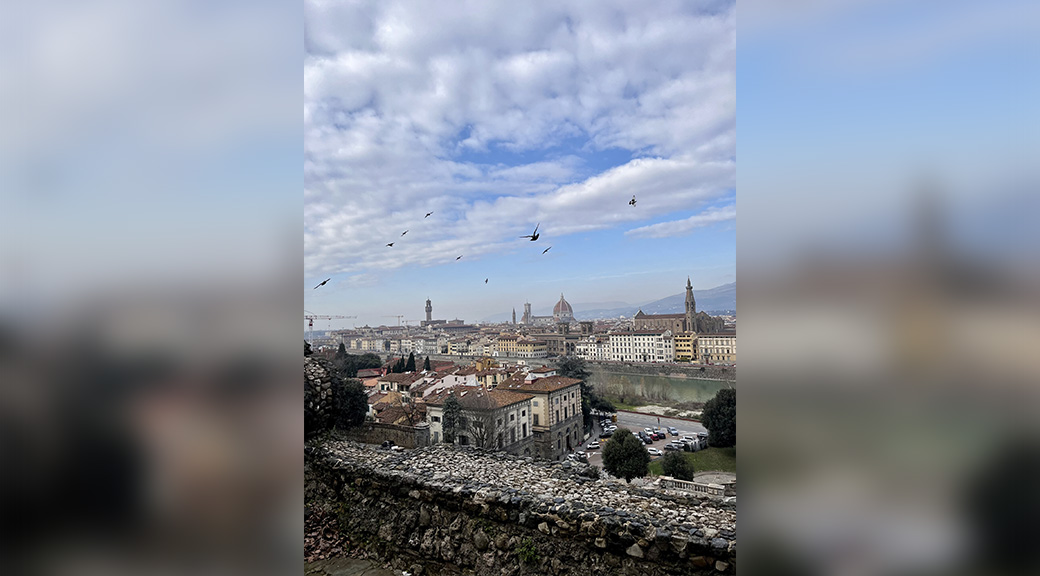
[465,392,498,449]
[332,377,368,430]
[405,352,416,372]
[423,356,431,371]
[335,342,347,360]
[661,450,695,480]
[304,341,313,356]
[601,429,650,482]
[554,356,590,381]
[442,394,462,444]
[702,388,736,448]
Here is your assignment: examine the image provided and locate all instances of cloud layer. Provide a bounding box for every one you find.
[304,0,735,279]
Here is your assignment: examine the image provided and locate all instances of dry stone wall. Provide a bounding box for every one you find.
[306,441,736,575]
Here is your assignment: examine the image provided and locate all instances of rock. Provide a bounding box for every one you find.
[538,522,550,534]
[711,537,729,551]
[473,529,489,551]
[594,537,607,548]
[494,534,508,550]
[715,560,730,572]
[625,543,644,558]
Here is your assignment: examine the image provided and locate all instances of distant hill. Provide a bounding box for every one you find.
[479,282,736,322]
[637,282,736,316]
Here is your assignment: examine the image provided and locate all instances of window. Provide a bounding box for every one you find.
[511,429,516,443]
[522,423,527,437]
[521,410,526,417]
[433,431,439,443]
[432,416,441,423]
[497,418,502,426]
[533,400,539,407]
[510,414,515,422]
[555,410,559,422]
[533,414,539,426]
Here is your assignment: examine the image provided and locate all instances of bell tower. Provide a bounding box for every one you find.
[425,298,433,322]
[685,277,696,333]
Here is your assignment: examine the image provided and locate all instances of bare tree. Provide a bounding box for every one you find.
[464,391,499,449]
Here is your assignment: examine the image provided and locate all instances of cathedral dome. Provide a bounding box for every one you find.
[553,293,574,321]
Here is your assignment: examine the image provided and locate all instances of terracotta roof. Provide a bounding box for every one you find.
[530,366,555,373]
[628,309,686,318]
[356,368,382,378]
[425,387,533,410]
[378,372,425,384]
[500,375,582,393]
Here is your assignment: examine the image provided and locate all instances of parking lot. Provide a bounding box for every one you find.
[575,413,707,467]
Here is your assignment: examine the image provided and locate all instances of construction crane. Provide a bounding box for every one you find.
[305,311,356,338]
[382,315,405,326]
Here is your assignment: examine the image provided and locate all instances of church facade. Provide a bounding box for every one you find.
[633,278,698,333]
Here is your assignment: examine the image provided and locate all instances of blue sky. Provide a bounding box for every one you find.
[303,1,736,329]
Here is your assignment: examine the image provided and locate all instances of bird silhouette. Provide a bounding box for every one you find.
[401,230,409,236]
[542,246,551,255]
[456,255,463,260]
[386,242,394,247]
[629,196,637,207]
[425,211,434,218]
[313,278,330,289]
[484,278,488,284]
[520,223,540,241]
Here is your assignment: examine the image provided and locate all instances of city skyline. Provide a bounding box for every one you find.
[304,2,736,329]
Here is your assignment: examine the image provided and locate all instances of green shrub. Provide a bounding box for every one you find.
[516,537,539,564]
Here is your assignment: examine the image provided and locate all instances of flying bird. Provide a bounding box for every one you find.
[313,278,330,290]
[386,242,394,247]
[456,255,463,260]
[542,246,551,255]
[629,195,637,207]
[425,211,434,218]
[401,230,409,236]
[520,223,540,241]
[484,278,488,284]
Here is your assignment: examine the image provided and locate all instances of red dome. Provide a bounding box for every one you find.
[553,293,573,318]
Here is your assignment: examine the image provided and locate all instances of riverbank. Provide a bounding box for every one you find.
[615,406,702,421]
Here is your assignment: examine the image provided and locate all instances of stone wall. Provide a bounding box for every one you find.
[305,441,736,575]
[338,422,431,449]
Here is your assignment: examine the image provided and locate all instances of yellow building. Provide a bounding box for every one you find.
[515,338,547,358]
[697,333,736,364]
[674,332,697,362]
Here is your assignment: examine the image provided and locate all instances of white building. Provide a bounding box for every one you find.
[608,329,674,363]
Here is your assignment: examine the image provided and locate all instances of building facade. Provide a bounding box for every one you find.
[608,330,675,363]
[500,375,583,460]
[697,333,737,364]
[425,388,535,454]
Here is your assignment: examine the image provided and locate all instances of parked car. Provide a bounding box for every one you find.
[681,435,697,443]
[663,444,680,451]
[587,441,601,450]
[697,432,708,439]
[654,432,667,441]
[599,431,613,439]
[646,447,662,456]
[669,427,679,436]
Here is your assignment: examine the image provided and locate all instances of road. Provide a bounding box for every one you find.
[578,411,707,467]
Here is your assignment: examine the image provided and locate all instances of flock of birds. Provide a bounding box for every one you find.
[313,195,637,290]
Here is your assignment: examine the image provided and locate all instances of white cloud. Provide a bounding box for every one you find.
[626,205,737,239]
[304,0,735,279]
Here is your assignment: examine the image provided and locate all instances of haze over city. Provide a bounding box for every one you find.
[304,2,735,329]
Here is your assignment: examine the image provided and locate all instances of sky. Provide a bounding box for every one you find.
[303,0,736,330]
